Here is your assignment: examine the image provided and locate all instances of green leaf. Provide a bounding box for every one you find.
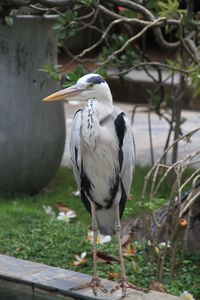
[57,16,66,25]
[69,28,76,37]
[65,10,77,23]
[59,30,67,40]
[76,65,84,77]
[80,0,93,7]
[52,23,63,31]
[62,81,73,88]
[5,16,14,26]
[193,83,200,98]
[40,77,48,89]
[98,68,107,79]
[39,61,60,88]
[66,72,77,82]
[157,0,186,20]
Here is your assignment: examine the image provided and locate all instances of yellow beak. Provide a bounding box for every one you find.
[42,84,80,102]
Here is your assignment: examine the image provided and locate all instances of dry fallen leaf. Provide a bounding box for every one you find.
[70,252,87,267]
[121,230,136,257]
[56,201,70,213]
[123,244,136,257]
[128,194,133,200]
[107,272,120,280]
[149,281,166,293]
[91,250,120,264]
[56,202,76,216]
[121,230,134,248]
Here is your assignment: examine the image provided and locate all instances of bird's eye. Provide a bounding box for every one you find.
[89,83,94,88]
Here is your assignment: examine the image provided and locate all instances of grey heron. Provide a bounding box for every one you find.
[43,74,147,296]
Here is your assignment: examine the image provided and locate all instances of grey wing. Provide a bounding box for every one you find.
[70,109,92,214]
[113,109,135,218]
[70,109,82,190]
[121,115,135,194]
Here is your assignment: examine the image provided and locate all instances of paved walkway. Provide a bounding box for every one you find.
[61,102,200,168]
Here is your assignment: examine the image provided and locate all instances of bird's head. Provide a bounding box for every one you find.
[43,73,113,106]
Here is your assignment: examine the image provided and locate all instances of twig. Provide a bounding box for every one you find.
[109,0,183,49]
[62,17,127,70]
[99,17,167,67]
[108,61,200,77]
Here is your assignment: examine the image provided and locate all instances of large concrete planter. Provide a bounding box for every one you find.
[0,16,66,194]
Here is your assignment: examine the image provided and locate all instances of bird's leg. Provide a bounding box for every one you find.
[111,204,149,296]
[90,203,108,295]
[91,202,98,281]
[70,202,107,296]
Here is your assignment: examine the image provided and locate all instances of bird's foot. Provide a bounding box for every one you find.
[110,277,149,296]
[70,277,108,296]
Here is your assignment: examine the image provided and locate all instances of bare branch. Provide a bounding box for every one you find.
[99,17,166,67]
[62,16,127,70]
[76,0,99,32]
[109,0,182,49]
[99,4,153,26]
[30,4,65,16]
[99,3,180,27]
[142,126,200,279]
[108,61,200,77]
[1,0,32,6]
[36,0,76,7]
[2,0,77,7]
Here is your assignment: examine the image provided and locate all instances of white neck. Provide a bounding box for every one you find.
[92,81,113,119]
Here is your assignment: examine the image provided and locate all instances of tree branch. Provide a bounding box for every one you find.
[108,0,183,49]
[107,61,200,77]
[36,0,76,7]
[99,17,166,67]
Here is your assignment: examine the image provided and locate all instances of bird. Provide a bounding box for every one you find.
[43,73,147,296]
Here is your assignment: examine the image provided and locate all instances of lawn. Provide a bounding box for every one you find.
[0,166,199,299]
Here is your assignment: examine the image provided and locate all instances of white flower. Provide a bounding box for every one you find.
[87,230,111,244]
[72,252,87,266]
[72,190,80,197]
[181,291,195,300]
[42,205,56,217]
[147,240,152,246]
[57,211,76,223]
[159,241,170,249]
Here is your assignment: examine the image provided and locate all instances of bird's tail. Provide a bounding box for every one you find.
[96,206,116,236]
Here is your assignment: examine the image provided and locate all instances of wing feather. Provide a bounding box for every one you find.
[70,110,82,189]
[70,109,92,214]
[113,109,135,218]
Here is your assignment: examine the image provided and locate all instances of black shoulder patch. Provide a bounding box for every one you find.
[80,189,91,214]
[80,170,93,214]
[114,112,126,170]
[104,175,119,209]
[81,171,94,198]
[80,170,102,211]
[74,146,79,171]
[119,179,127,219]
[73,109,81,119]
[86,75,105,85]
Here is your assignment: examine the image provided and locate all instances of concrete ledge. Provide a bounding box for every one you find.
[0,254,181,299]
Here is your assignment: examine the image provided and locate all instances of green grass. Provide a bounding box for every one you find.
[0,166,199,299]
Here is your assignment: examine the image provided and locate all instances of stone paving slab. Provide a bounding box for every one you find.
[61,102,200,168]
[0,254,181,299]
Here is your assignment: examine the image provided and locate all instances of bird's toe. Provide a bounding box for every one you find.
[111,278,149,295]
[70,277,107,296]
